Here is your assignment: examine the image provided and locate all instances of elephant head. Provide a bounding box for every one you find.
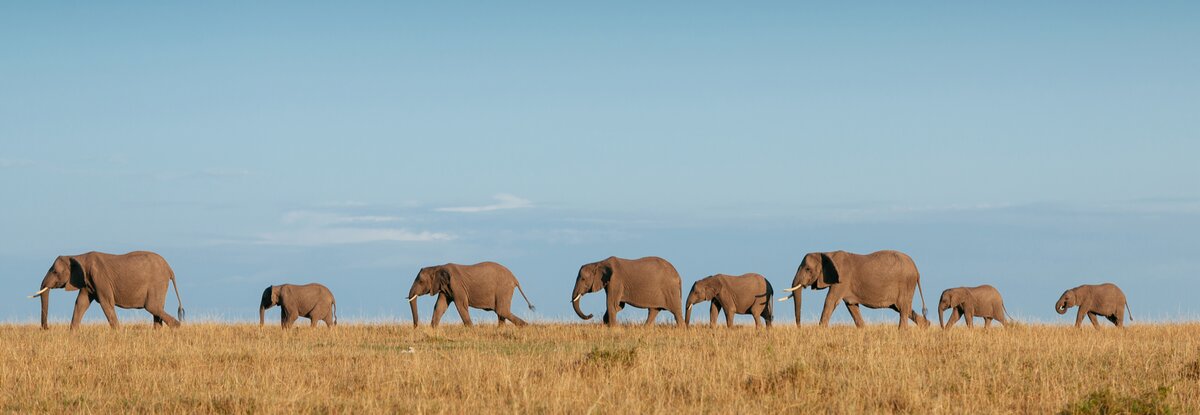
[686,277,720,326]
[28,256,86,330]
[571,258,612,320]
[259,285,280,326]
[937,288,974,328]
[1055,289,1077,315]
[779,252,841,324]
[407,266,452,327]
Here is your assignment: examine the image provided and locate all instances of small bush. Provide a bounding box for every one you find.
[744,362,805,393]
[1059,386,1174,415]
[577,346,638,370]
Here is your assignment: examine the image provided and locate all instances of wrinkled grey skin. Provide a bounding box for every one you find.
[1055,283,1132,328]
[780,250,928,328]
[938,285,1012,328]
[30,251,184,330]
[260,283,336,329]
[685,273,773,328]
[571,256,683,327]
[407,262,534,328]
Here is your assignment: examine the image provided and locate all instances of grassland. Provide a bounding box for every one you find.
[1,323,1198,414]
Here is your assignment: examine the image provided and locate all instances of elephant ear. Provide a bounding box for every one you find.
[66,257,89,292]
[816,252,844,289]
[715,277,737,310]
[438,266,470,300]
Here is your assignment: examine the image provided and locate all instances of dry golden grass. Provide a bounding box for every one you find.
[2,322,1198,414]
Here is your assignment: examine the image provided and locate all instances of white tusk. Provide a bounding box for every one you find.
[777,295,793,302]
[572,294,582,302]
[686,304,692,313]
[783,285,803,292]
[28,287,49,298]
[408,295,419,302]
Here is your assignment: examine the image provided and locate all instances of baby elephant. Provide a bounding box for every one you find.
[260,283,337,328]
[937,285,1012,328]
[685,273,773,328]
[1056,283,1132,328]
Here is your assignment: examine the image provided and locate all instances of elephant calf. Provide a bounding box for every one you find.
[1056,283,1132,328]
[938,285,1012,328]
[407,262,534,327]
[685,273,773,328]
[260,283,337,328]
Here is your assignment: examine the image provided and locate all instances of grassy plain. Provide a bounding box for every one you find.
[1,323,1197,414]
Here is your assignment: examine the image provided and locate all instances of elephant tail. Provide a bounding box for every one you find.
[515,281,535,311]
[1126,302,1133,322]
[170,271,185,322]
[332,299,338,326]
[916,275,927,318]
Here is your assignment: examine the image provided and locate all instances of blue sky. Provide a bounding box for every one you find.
[2,3,1197,325]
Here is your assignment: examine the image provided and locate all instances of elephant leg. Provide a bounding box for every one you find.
[964,312,975,328]
[496,295,526,326]
[844,302,865,328]
[283,308,299,329]
[431,295,450,328]
[645,308,660,326]
[709,303,719,328]
[70,291,94,330]
[947,309,961,328]
[453,300,473,326]
[1106,314,1119,327]
[604,294,622,327]
[1087,312,1100,329]
[1073,308,1085,328]
[98,300,120,329]
[984,318,992,328]
[724,307,736,328]
[818,292,842,327]
[154,315,163,328]
[146,302,179,328]
[751,306,762,329]
[310,317,318,328]
[896,302,912,329]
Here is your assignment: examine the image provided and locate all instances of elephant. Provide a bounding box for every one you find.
[684,273,774,328]
[938,285,1012,328]
[571,256,684,327]
[778,250,928,328]
[1055,283,1132,328]
[28,251,184,330]
[406,262,534,327]
[259,283,337,328]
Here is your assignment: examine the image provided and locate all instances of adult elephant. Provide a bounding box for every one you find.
[406,262,534,327]
[571,256,683,327]
[28,251,184,330]
[778,250,927,328]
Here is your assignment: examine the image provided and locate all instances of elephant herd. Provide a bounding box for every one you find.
[27,250,1133,330]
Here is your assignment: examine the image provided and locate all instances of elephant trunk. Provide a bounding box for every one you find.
[793,291,802,325]
[409,298,420,328]
[259,306,265,327]
[685,301,694,327]
[40,289,50,330]
[571,289,592,320]
[938,305,946,328]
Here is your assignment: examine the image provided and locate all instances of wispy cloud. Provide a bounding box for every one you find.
[436,194,533,213]
[0,158,35,168]
[254,228,454,246]
[281,211,404,226]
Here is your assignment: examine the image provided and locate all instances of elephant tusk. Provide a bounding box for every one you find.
[783,285,802,292]
[28,287,49,298]
[408,295,419,302]
[572,294,582,302]
[777,294,793,302]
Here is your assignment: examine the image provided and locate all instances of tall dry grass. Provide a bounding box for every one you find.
[1,323,1197,414]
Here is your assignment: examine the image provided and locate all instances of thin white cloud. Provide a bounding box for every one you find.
[0,158,34,168]
[436,194,533,213]
[281,211,404,226]
[254,228,454,246]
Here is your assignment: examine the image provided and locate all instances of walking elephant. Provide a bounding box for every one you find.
[28,251,184,330]
[259,283,336,328]
[778,250,928,328]
[685,273,773,328]
[571,256,683,327]
[938,285,1012,328]
[1056,283,1132,328]
[407,262,534,327]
